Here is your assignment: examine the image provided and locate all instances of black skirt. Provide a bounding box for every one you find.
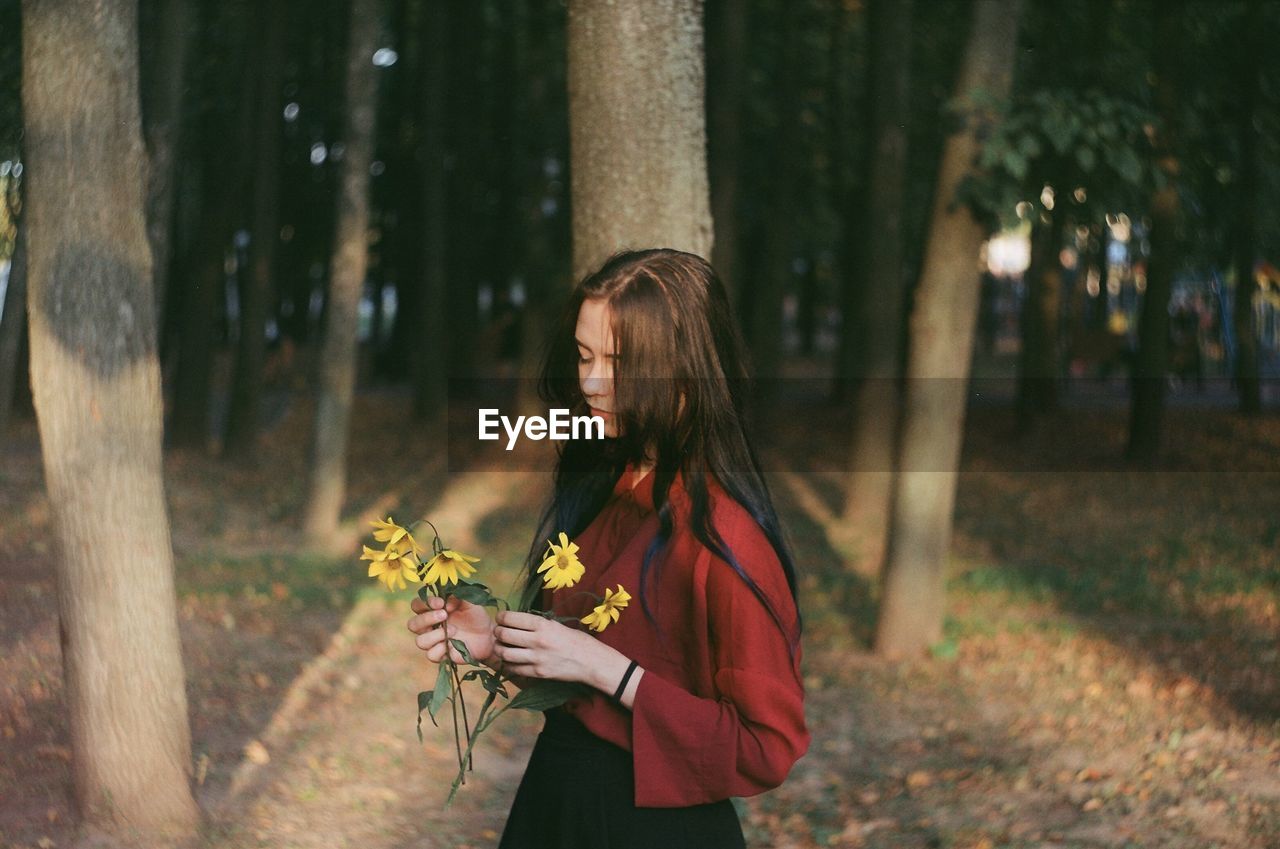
[498,709,746,849]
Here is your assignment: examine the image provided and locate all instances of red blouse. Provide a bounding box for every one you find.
[542,465,810,808]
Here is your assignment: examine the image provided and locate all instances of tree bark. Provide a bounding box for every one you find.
[1232,0,1262,415]
[1126,0,1183,463]
[831,0,865,402]
[225,0,287,460]
[747,3,799,391]
[0,206,26,438]
[304,0,381,541]
[875,0,1023,659]
[168,1,257,450]
[140,0,193,327]
[413,0,449,418]
[567,0,712,279]
[20,0,200,840]
[706,0,746,303]
[1015,215,1062,432]
[841,0,914,580]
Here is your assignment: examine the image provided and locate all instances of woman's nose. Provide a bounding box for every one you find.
[581,362,610,398]
[581,373,606,398]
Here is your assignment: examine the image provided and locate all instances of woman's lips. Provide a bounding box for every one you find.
[589,407,613,418]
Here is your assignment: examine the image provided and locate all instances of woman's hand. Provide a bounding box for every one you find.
[407,595,496,664]
[491,610,613,686]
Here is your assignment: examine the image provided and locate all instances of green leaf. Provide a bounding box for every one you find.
[1113,146,1144,185]
[449,639,475,664]
[507,680,589,712]
[1077,146,1097,172]
[416,690,430,742]
[417,586,432,604]
[428,663,453,724]
[1003,150,1028,181]
[929,638,959,661]
[449,583,496,607]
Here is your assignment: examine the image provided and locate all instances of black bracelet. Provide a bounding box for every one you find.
[612,659,640,704]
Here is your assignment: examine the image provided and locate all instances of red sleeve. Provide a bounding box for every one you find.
[629,509,809,807]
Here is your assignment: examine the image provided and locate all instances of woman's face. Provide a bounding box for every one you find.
[575,297,619,438]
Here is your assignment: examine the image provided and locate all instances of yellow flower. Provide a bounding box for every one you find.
[537,532,585,590]
[371,516,421,553]
[421,549,480,587]
[362,543,420,592]
[580,584,631,633]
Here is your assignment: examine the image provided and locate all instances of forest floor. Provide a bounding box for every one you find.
[1,388,1278,849]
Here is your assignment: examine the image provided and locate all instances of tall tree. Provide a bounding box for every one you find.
[305,0,381,540]
[706,0,746,303]
[169,0,257,450]
[412,0,449,417]
[1015,213,1063,430]
[566,0,712,278]
[21,0,200,839]
[1126,0,1183,463]
[225,0,287,459]
[0,206,25,438]
[1231,0,1263,415]
[139,0,193,324]
[745,2,801,390]
[830,0,866,402]
[841,0,914,579]
[875,0,1023,659]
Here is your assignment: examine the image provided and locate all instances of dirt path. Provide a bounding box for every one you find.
[199,470,544,849]
[3,404,1278,849]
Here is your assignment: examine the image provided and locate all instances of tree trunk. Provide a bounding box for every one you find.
[841,0,914,580]
[830,0,864,402]
[1015,215,1062,432]
[442,0,485,380]
[706,0,746,303]
[225,0,287,460]
[0,207,26,438]
[304,0,381,541]
[20,0,200,840]
[1126,0,1183,463]
[566,0,712,279]
[140,0,193,326]
[875,0,1023,659]
[169,1,256,450]
[413,0,449,419]
[1232,0,1262,416]
[747,4,799,392]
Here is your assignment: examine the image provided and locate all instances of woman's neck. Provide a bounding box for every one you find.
[629,453,656,489]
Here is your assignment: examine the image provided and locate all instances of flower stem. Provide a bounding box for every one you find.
[447,656,464,778]
[451,660,474,772]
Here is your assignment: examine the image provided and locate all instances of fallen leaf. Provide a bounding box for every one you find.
[906,770,933,789]
[245,740,270,765]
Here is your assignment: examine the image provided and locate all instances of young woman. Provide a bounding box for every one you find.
[407,249,809,848]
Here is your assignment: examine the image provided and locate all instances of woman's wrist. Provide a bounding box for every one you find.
[586,642,645,709]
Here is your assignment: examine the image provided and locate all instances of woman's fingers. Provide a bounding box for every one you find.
[496,610,543,631]
[410,597,427,614]
[493,624,535,647]
[493,645,535,666]
[415,624,451,650]
[407,607,447,635]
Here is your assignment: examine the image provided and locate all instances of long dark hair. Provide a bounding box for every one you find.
[520,249,802,650]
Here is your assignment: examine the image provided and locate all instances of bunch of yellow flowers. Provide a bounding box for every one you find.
[359,516,630,806]
[362,517,479,592]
